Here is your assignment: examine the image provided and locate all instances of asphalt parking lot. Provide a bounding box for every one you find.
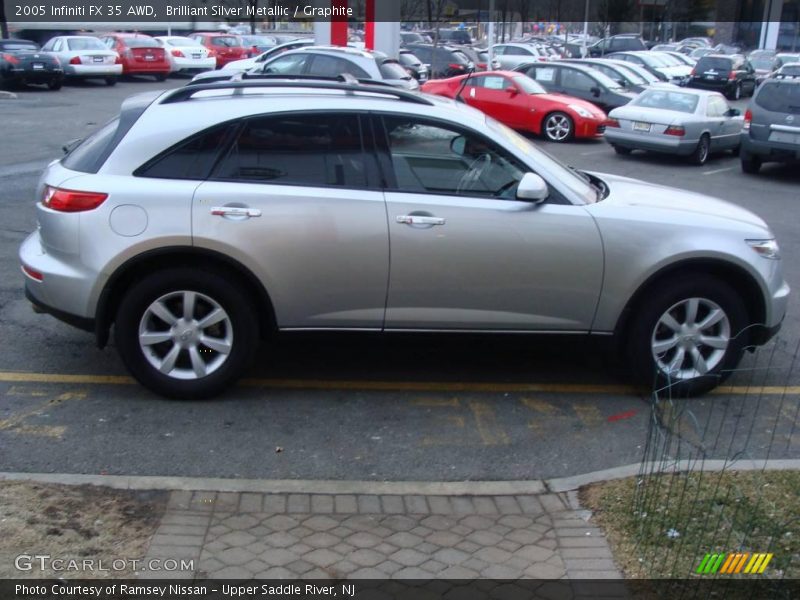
[1,78,798,482]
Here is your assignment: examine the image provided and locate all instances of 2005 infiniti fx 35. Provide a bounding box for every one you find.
[19,78,789,399]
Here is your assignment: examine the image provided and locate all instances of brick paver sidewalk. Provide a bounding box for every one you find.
[141,489,622,581]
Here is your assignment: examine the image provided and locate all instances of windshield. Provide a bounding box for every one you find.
[697,57,733,70]
[123,37,159,48]
[631,89,699,113]
[67,38,106,51]
[614,65,646,84]
[512,75,546,94]
[485,116,597,204]
[212,36,241,47]
[751,57,776,70]
[241,36,275,46]
[638,53,671,67]
[167,37,202,47]
[619,62,659,82]
[656,53,682,66]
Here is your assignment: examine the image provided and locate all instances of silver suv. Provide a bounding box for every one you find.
[19,79,789,398]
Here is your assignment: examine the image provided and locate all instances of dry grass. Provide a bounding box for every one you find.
[0,481,166,578]
[581,470,800,580]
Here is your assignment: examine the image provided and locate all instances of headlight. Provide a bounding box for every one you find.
[568,104,593,118]
[747,239,780,259]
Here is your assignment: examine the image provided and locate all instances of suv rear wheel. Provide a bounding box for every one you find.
[626,275,748,396]
[115,269,258,399]
[741,151,762,174]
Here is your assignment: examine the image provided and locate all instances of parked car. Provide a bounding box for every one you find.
[422,71,609,142]
[690,48,716,60]
[492,43,551,70]
[607,51,691,85]
[776,53,800,69]
[687,54,757,100]
[40,35,121,86]
[659,51,697,66]
[192,46,419,90]
[99,33,170,81]
[514,62,638,112]
[398,49,428,81]
[20,78,787,398]
[605,88,742,164]
[403,43,473,79]
[425,29,473,46]
[400,31,429,45]
[154,36,216,74]
[587,34,647,57]
[748,55,781,84]
[0,38,63,90]
[218,39,315,73]
[775,63,800,77]
[560,58,652,92]
[740,73,800,173]
[239,35,277,57]
[189,33,247,68]
[453,46,499,72]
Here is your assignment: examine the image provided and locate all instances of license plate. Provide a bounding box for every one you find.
[144,55,154,61]
[769,131,800,145]
[32,63,44,70]
[192,53,202,59]
[633,121,651,132]
[93,57,103,63]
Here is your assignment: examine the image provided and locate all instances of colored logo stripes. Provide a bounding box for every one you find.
[696,552,773,574]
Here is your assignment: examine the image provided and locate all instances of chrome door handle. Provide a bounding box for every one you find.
[211,206,262,218]
[396,215,446,226]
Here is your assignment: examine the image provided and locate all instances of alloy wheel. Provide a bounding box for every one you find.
[545,114,571,142]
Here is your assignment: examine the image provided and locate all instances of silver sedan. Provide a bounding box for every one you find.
[604,88,743,165]
[40,36,122,85]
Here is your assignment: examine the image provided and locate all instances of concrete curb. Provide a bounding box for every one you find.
[3,459,799,496]
[0,91,18,99]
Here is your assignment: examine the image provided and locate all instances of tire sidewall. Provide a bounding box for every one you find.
[626,275,749,396]
[114,269,258,399]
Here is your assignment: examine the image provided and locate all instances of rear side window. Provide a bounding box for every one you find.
[213,114,369,188]
[135,123,235,180]
[755,82,800,114]
[379,60,410,79]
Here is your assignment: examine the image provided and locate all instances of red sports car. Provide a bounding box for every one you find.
[190,33,247,68]
[99,33,170,81]
[422,71,609,143]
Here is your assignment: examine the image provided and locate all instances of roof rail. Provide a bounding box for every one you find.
[160,76,434,106]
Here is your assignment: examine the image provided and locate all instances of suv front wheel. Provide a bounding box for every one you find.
[626,275,748,396]
[115,269,259,399]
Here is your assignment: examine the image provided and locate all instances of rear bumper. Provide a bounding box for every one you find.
[123,62,170,74]
[2,67,63,82]
[25,286,94,332]
[64,64,123,77]
[741,134,800,162]
[604,129,696,155]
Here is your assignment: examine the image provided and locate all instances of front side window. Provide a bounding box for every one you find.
[561,69,596,92]
[262,53,309,74]
[381,116,526,199]
[213,114,368,188]
[706,95,728,117]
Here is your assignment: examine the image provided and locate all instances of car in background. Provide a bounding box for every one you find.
[398,49,428,81]
[749,54,781,84]
[776,53,800,69]
[239,35,277,57]
[400,31,429,45]
[680,37,714,47]
[20,78,787,399]
[403,43,473,79]
[0,38,63,90]
[690,47,716,60]
[607,51,691,85]
[587,34,647,57]
[660,51,696,66]
[189,32,247,68]
[560,58,652,92]
[422,71,609,142]
[99,33,170,81]
[219,38,315,73]
[192,46,419,90]
[775,63,800,77]
[687,54,757,100]
[740,73,800,173]
[492,43,551,69]
[453,46,499,72]
[515,61,637,112]
[749,49,777,60]
[40,35,121,86]
[425,28,472,45]
[154,36,216,74]
[605,88,742,165]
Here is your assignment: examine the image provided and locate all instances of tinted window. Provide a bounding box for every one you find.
[136,124,233,180]
[696,57,733,71]
[381,116,527,199]
[211,36,241,47]
[380,60,410,79]
[409,46,431,62]
[755,81,800,113]
[441,48,468,64]
[561,69,596,92]
[123,37,159,48]
[308,54,368,78]
[398,53,420,66]
[214,114,368,187]
[506,46,531,56]
[67,38,106,51]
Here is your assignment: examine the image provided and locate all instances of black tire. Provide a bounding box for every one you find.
[741,151,762,174]
[613,145,632,156]
[47,79,62,91]
[114,268,259,399]
[626,274,749,397]
[105,76,117,87]
[731,143,740,157]
[689,134,710,165]
[155,72,168,82]
[542,111,574,143]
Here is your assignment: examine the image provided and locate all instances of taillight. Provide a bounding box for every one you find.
[743,109,752,131]
[690,68,696,77]
[171,49,185,57]
[664,125,685,137]
[728,71,736,80]
[42,186,108,212]
[2,53,20,64]
[449,63,465,70]
[477,62,486,69]
[22,265,43,281]
[207,48,216,57]
[606,118,620,128]
[69,56,81,65]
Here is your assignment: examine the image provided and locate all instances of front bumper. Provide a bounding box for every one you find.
[604,129,696,155]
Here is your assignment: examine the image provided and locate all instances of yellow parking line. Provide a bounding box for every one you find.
[0,371,798,395]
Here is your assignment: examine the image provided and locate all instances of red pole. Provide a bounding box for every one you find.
[331,0,349,47]
[365,0,375,50]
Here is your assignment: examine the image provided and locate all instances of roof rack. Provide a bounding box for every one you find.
[160,75,434,106]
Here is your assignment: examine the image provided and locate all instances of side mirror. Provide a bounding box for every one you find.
[516,172,549,202]
[450,135,466,156]
[591,86,601,97]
